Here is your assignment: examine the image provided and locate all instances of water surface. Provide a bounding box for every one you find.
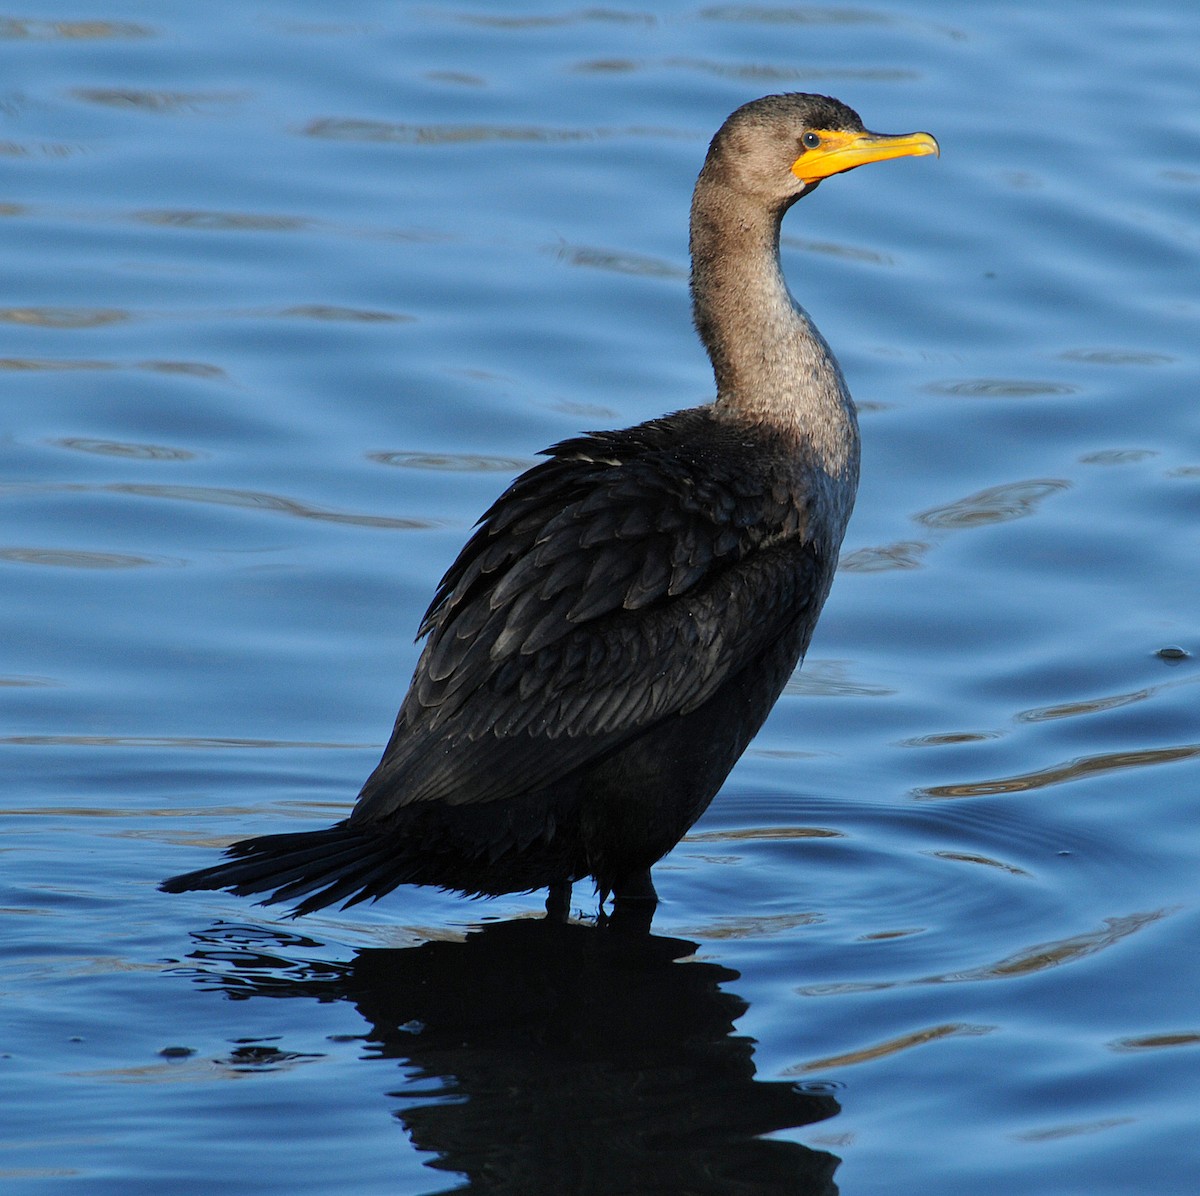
[3,2,1199,1193]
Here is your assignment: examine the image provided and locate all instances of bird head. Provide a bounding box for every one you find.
[706,93,939,207]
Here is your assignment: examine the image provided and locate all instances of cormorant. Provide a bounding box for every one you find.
[162,93,938,918]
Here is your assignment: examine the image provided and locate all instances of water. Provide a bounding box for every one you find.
[3,1,1199,1192]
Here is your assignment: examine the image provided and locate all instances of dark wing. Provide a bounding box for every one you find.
[351,418,817,822]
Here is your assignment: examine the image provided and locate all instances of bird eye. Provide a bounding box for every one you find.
[801,132,821,150]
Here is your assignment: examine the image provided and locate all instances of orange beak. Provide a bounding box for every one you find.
[792,129,940,185]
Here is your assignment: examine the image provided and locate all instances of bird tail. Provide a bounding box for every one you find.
[159,822,404,917]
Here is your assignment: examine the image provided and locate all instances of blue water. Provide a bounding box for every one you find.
[3,2,1199,1192]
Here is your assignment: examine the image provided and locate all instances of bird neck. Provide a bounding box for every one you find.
[689,171,859,477]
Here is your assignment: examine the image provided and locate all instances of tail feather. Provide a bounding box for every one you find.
[277,855,393,915]
[162,792,582,915]
[347,858,408,907]
[159,823,391,915]
[230,837,381,897]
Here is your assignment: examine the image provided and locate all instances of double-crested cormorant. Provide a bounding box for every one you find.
[162,94,938,918]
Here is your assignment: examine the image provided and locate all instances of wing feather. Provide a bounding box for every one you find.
[350,411,822,823]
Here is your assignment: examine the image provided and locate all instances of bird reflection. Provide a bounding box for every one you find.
[179,916,842,1194]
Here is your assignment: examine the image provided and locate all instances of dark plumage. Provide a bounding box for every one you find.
[162,93,937,917]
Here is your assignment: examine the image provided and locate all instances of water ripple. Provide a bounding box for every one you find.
[133,209,311,232]
[925,379,1080,398]
[71,89,248,113]
[273,304,413,323]
[0,675,59,688]
[0,734,367,750]
[915,743,1200,799]
[301,118,684,145]
[1,479,436,530]
[546,242,686,278]
[1079,448,1158,466]
[302,118,600,145]
[839,539,930,572]
[69,1043,325,1083]
[1,356,118,372]
[798,910,1171,996]
[663,57,918,83]
[0,139,83,158]
[687,825,845,843]
[900,731,1003,747]
[916,479,1070,529]
[104,483,435,529]
[1,303,410,328]
[1058,348,1177,366]
[0,547,182,570]
[0,307,129,328]
[1014,1117,1136,1143]
[787,1022,995,1074]
[0,357,228,379]
[1110,1031,1200,1052]
[783,236,896,265]
[925,850,1032,877]
[784,659,895,697]
[0,18,152,39]
[1014,678,1200,724]
[51,437,199,462]
[369,450,531,473]
[451,10,655,29]
[699,6,891,26]
[676,911,824,940]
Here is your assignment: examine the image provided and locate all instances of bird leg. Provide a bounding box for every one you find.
[596,868,658,932]
[612,868,658,905]
[544,880,572,922]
